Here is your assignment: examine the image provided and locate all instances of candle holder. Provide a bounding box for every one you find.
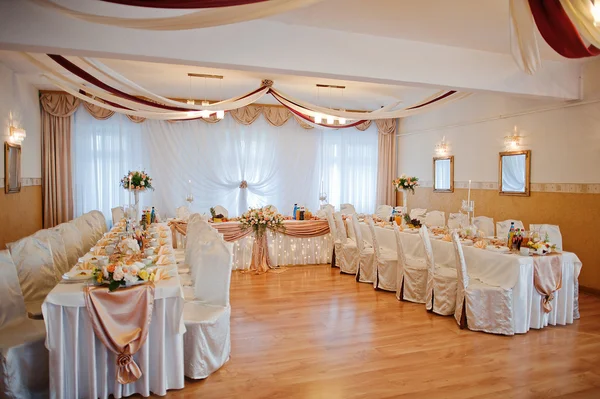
[319,192,328,206]
[185,193,194,205]
[461,200,475,225]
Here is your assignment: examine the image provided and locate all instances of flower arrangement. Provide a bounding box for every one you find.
[93,261,149,291]
[528,239,556,255]
[239,206,285,237]
[393,174,419,194]
[117,237,141,255]
[120,170,153,191]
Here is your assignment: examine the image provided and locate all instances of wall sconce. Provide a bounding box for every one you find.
[435,136,449,155]
[504,126,521,150]
[10,126,26,144]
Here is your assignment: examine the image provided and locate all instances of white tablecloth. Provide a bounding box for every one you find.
[361,224,582,334]
[42,226,186,399]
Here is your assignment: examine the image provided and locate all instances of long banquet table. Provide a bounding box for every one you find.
[360,223,582,334]
[42,224,186,399]
[171,219,333,269]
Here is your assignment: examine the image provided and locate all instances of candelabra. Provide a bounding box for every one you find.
[461,199,475,226]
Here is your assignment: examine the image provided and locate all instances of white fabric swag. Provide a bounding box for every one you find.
[73,111,379,220]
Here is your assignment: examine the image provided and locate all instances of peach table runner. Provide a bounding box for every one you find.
[532,253,563,313]
[84,283,155,384]
[169,219,330,248]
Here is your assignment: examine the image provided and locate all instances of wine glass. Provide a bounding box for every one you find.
[185,193,194,206]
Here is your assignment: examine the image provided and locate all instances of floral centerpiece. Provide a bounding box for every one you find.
[93,261,149,291]
[117,237,141,255]
[120,170,153,191]
[239,206,285,237]
[393,174,419,194]
[528,239,556,255]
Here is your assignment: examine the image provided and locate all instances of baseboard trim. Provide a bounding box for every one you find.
[579,285,600,297]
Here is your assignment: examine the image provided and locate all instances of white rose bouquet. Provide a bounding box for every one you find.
[117,237,140,255]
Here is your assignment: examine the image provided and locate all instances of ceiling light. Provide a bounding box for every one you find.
[327,115,334,124]
[216,110,225,119]
[593,1,600,26]
[201,101,210,118]
[314,114,322,123]
[338,117,346,125]
[187,99,195,105]
[10,126,26,144]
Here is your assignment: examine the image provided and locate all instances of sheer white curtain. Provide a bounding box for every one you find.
[73,111,145,223]
[72,112,378,218]
[320,124,378,214]
[142,115,321,216]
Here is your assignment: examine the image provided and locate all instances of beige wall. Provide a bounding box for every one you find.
[1,62,43,248]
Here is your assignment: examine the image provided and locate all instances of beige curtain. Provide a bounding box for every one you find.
[40,93,80,228]
[375,119,398,207]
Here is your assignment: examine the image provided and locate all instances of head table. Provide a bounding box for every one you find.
[170,219,333,269]
[360,223,582,334]
[42,223,185,399]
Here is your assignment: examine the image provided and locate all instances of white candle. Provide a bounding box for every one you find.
[128,175,132,219]
[188,179,192,195]
[467,180,471,207]
[320,179,324,193]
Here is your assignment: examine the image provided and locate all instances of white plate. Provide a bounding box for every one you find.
[461,239,474,246]
[63,269,94,281]
[430,234,443,239]
[403,229,419,234]
[486,245,510,253]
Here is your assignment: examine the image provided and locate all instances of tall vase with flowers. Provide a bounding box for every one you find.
[239,206,285,274]
[393,174,419,213]
[120,171,153,222]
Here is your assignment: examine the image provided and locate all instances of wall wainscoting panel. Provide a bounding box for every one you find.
[0,177,42,188]
[0,183,42,249]
[416,180,600,194]
[396,188,600,292]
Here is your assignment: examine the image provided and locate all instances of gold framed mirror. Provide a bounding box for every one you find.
[4,142,22,194]
[499,150,530,196]
[433,155,454,193]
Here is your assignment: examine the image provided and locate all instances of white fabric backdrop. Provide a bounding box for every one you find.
[73,111,379,218]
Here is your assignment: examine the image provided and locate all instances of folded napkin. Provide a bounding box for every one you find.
[92,247,106,256]
[159,231,168,239]
[155,255,171,266]
[78,261,95,270]
[159,238,169,246]
[474,240,487,249]
[151,267,171,282]
[442,234,452,242]
[157,246,172,256]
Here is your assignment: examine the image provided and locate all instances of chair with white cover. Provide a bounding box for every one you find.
[350,215,375,283]
[529,224,563,250]
[496,219,525,239]
[424,210,446,227]
[366,217,398,291]
[451,232,515,335]
[88,210,108,235]
[393,223,428,302]
[7,236,58,317]
[325,209,341,268]
[340,203,356,215]
[70,215,97,253]
[111,206,125,225]
[53,222,84,268]
[183,234,233,379]
[333,212,360,275]
[83,211,105,242]
[409,208,427,222]
[33,229,69,279]
[0,250,49,398]
[176,205,191,220]
[375,205,393,220]
[473,216,495,237]
[448,213,469,230]
[420,225,457,315]
[213,205,229,218]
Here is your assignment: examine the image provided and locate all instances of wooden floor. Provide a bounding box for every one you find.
[163,265,600,398]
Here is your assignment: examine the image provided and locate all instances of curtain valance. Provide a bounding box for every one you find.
[43,92,397,135]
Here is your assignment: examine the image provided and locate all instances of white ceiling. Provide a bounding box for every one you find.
[270,0,564,60]
[0,50,435,110]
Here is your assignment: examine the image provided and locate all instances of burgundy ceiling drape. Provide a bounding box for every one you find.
[99,0,268,9]
[528,0,600,58]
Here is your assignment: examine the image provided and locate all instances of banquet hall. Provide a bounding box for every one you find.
[1,0,600,398]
